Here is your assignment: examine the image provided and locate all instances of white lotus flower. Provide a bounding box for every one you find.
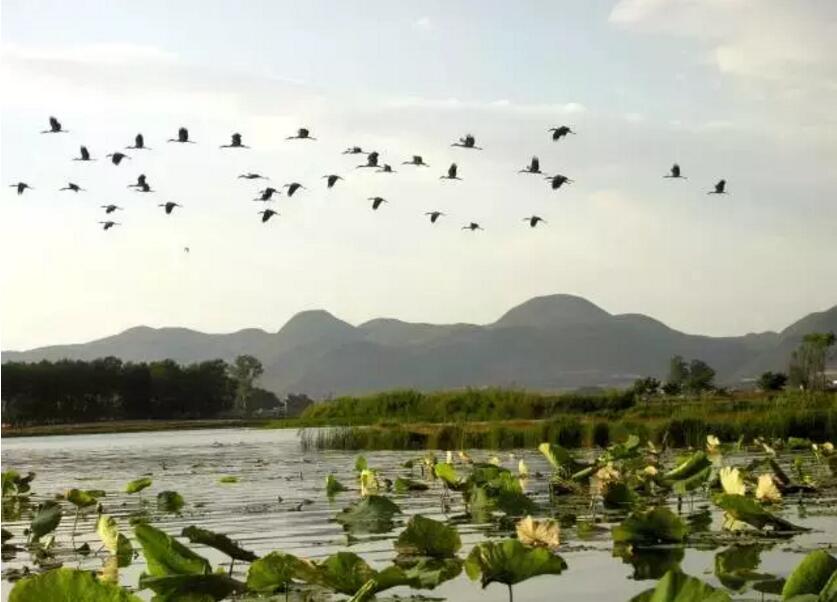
[518,459,530,478]
[446,450,453,464]
[755,473,781,503]
[516,515,560,550]
[643,465,658,477]
[719,466,746,496]
[359,469,379,497]
[489,455,501,466]
[706,435,721,454]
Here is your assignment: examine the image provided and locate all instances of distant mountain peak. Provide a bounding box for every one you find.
[492,294,611,329]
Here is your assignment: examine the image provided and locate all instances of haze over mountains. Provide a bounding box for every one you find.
[3,295,835,398]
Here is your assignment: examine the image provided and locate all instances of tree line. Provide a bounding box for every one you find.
[633,331,835,396]
[1,355,278,426]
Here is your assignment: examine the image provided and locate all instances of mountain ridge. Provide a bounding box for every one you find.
[3,294,835,397]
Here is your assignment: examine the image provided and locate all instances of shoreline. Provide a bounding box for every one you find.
[1,417,274,438]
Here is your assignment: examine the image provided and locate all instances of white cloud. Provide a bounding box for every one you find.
[414,16,431,29]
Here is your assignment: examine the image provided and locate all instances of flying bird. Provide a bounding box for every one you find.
[440,163,461,180]
[523,216,546,228]
[462,222,483,231]
[60,182,84,192]
[664,163,686,179]
[519,156,542,174]
[451,134,482,149]
[99,221,120,231]
[357,151,380,168]
[369,196,388,210]
[548,126,575,141]
[128,174,147,189]
[287,128,315,140]
[255,187,280,202]
[258,209,278,223]
[376,164,396,173]
[403,155,429,167]
[708,179,727,194]
[342,146,364,154]
[9,182,32,195]
[41,116,67,134]
[323,174,343,188]
[221,133,248,148]
[126,134,149,150]
[159,202,182,215]
[73,146,94,161]
[106,152,130,166]
[545,174,573,190]
[238,172,268,180]
[168,127,194,143]
[425,211,445,223]
[283,182,305,197]
[101,204,122,214]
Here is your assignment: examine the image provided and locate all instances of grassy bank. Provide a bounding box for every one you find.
[285,388,837,450]
[1,418,268,438]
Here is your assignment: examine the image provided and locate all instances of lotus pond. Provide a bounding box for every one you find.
[2,428,837,601]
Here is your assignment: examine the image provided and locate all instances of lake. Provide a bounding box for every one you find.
[2,427,835,600]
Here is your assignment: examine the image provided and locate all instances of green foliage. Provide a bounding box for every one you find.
[2,471,35,497]
[228,354,264,414]
[464,539,567,588]
[2,356,235,425]
[30,500,62,541]
[758,371,788,392]
[138,573,246,601]
[433,462,464,489]
[157,490,185,513]
[393,477,429,492]
[325,474,348,496]
[246,551,313,593]
[97,515,133,564]
[629,569,731,601]
[124,477,152,494]
[9,567,143,602]
[66,488,103,508]
[789,332,836,391]
[612,507,688,545]
[714,545,774,592]
[335,495,402,533]
[218,476,238,484]
[313,551,407,596]
[781,550,837,599]
[713,494,806,532]
[133,523,211,577]
[181,525,257,562]
[395,515,461,558]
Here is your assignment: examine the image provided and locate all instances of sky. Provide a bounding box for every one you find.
[1,0,836,350]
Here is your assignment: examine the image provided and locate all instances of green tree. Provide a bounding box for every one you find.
[684,359,716,394]
[229,355,264,414]
[632,377,660,398]
[757,371,787,392]
[788,332,836,391]
[665,355,689,394]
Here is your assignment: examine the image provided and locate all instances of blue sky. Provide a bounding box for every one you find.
[2,0,836,349]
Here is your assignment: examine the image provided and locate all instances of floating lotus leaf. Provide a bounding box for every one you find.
[313,551,407,595]
[9,567,142,602]
[335,495,402,533]
[713,494,807,532]
[612,507,688,545]
[218,476,238,484]
[662,452,712,484]
[66,488,103,508]
[30,500,62,541]
[134,523,210,577]
[781,550,837,599]
[124,477,152,494]
[181,525,257,562]
[395,514,461,558]
[628,569,731,601]
[157,490,185,514]
[464,538,567,591]
[138,573,246,601]
[393,477,429,493]
[246,551,315,593]
[398,557,463,590]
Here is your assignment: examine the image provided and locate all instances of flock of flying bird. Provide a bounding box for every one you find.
[9,116,728,234]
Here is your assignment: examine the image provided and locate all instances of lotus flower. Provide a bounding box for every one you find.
[516,515,560,551]
[755,473,782,503]
[706,435,721,454]
[719,466,746,496]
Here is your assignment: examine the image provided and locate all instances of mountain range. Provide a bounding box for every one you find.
[3,294,835,397]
